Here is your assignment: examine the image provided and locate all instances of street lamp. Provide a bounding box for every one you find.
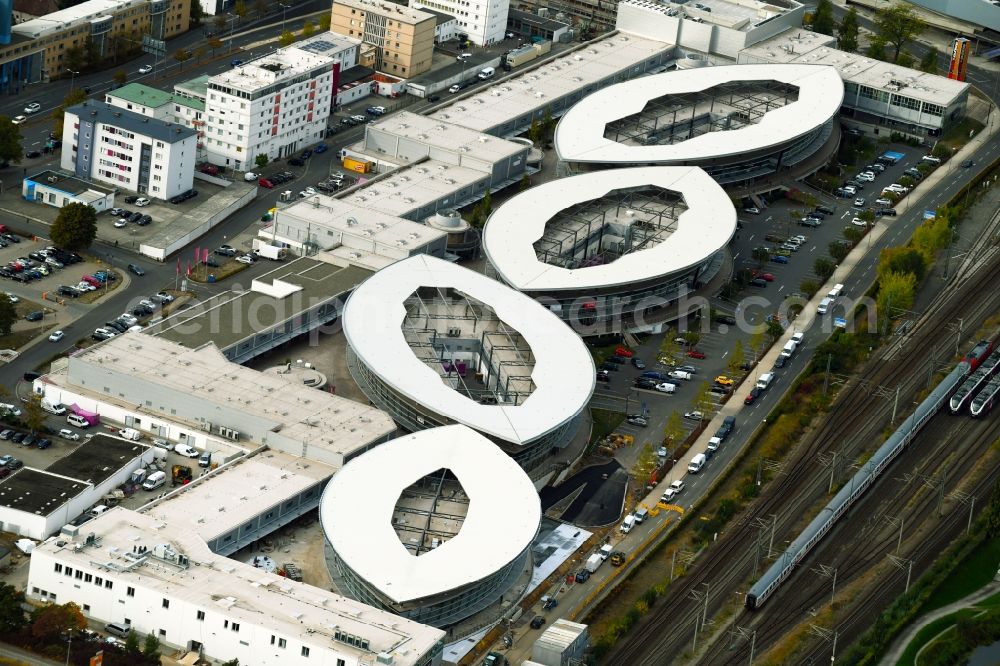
[66,68,80,92]
[227,14,238,54]
[278,2,290,33]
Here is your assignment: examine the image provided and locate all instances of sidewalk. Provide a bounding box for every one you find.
[635,103,1000,510]
[878,579,1000,666]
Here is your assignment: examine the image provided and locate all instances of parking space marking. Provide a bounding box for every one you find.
[778,285,785,292]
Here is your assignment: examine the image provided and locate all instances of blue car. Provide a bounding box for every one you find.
[314,143,328,154]
[771,255,789,264]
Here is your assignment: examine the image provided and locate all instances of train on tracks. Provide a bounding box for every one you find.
[971,372,1000,418]
[951,348,1000,414]
[745,340,992,611]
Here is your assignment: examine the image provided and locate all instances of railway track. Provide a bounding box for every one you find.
[602,253,1000,665]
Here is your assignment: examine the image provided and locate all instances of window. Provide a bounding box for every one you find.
[196,611,205,621]
[231,623,240,632]
[75,571,83,580]
[127,587,135,597]
[301,647,310,657]
[54,564,62,573]
[64,567,73,577]
[159,629,166,637]
[337,660,345,666]
[105,581,113,589]
[83,604,90,612]
[278,638,286,648]
[95,577,103,587]
[162,599,169,609]
[84,574,92,583]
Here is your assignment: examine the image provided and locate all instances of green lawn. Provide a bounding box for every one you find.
[923,537,1000,611]
[897,608,979,666]
[590,408,625,445]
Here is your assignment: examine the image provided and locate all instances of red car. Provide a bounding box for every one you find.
[258,177,274,189]
[615,346,633,358]
[199,164,220,176]
[686,350,706,359]
[758,273,775,282]
[744,387,762,405]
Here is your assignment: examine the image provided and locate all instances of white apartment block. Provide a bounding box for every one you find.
[409,0,508,45]
[204,46,335,170]
[27,508,445,666]
[62,101,197,201]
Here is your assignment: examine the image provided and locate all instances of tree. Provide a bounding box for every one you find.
[867,37,888,61]
[519,173,531,191]
[528,119,542,144]
[829,241,850,263]
[301,20,315,39]
[193,46,207,63]
[255,154,269,169]
[663,411,684,452]
[208,37,223,54]
[844,227,864,244]
[0,583,25,633]
[0,295,16,337]
[659,328,680,362]
[174,48,192,69]
[253,0,266,16]
[233,0,247,19]
[0,117,23,166]
[124,630,140,653]
[51,202,98,251]
[319,14,331,30]
[632,443,658,485]
[800,278,820,296]
[876,270,916,333]
[681,331,700,348]
[222,660,240,666]
[30,602,85,641]
[22,395,46,434]
[752,246,771,266]
[838,7,859,52]
[143,632,161,657]
[65,46,85,71]
[749,326,767,361]
[878,246,927,282]
[727,340,745,376]
[51,88,88,140]
[814,256,836,280]
[811,0,835,35]
[113,69,128,85]
[279,30,295,47]
[189,0,204,25]
[874,3,923,64]
[765,318,784,340]
[692,382,714,421]
[919,47,939,74]
[83,37,101,68]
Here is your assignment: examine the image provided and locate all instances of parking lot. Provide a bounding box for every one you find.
[93,180,230,246]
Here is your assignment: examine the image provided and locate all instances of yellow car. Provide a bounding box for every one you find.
[714,375,735,387]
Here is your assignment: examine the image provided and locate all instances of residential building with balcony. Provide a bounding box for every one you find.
[331,0,436,77]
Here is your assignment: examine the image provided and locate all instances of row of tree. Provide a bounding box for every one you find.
[808,1,936,72]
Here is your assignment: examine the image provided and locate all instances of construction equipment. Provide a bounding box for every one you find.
[171,465,193,487]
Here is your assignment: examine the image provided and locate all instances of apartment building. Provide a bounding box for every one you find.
[62,101,196,200]
[203,46,334,170]
[410,0,508,45]
[105,83,206,156]
[331,0,435,77]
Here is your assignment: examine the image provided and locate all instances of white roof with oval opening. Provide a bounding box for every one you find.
[342,255,595,444]
[555,63,843,164]
[320,424,541,604]
[482,166,735,292]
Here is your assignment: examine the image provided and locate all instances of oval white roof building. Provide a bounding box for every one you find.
[321,424,541,627]
[482,166,735,333]
[555,63,844,185]
[343,255,594,471]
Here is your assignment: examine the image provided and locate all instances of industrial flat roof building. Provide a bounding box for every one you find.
[483,166,735,332]
[322,425,540,627]
[37,334,396,469]
[429,32,672,137]
[343,255,594,471]
[739,29,970,135]
[28,508,445,666]
[554,64,843,187]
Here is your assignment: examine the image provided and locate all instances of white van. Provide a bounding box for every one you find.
[756,373,774,390]
[142,471,166,491]
[688,453,707,473]
[41,399,66,415]
[620,514,636,533]
[780,340,797,358]
[117,428,140,441]
[828,283,844,298]
[477,66,495,80]
[817,297,833,314]
[707,436,722,454]
[921,154,941,165]
[67,413,90,428]
[791,330,805,345]
[634,507,649,523]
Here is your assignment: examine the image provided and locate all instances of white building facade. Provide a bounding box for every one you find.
[409,0,507,45]
[61,101,196,200]
[204,47,335,170]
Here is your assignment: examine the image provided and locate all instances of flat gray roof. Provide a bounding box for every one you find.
[46,435,149,486]
[0,469,88,515]
[148,258,372,351]
[25,170,114,197]
[67,101,197,143]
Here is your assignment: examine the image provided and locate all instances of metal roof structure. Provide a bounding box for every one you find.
[554,63,843,164]
[342,255,595,444]
[320,424,540,604]
[482,166,735,291]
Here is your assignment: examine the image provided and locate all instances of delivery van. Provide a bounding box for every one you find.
[67,413,90,428]
[688,453,707,473]
[817,297,833,314]
[142,471,166,491]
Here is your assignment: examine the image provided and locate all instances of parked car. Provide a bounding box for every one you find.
[662,479,685,501]
[289,157,305,167]
[530,616,546,630]
[686,350,706,359]
[59,429,79,440]
[258,178,274,189]
[127,264,144,276]
[175,444,200,458]
[25,311,42,321]
[626,415,648,427]
[214,245,237,257]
